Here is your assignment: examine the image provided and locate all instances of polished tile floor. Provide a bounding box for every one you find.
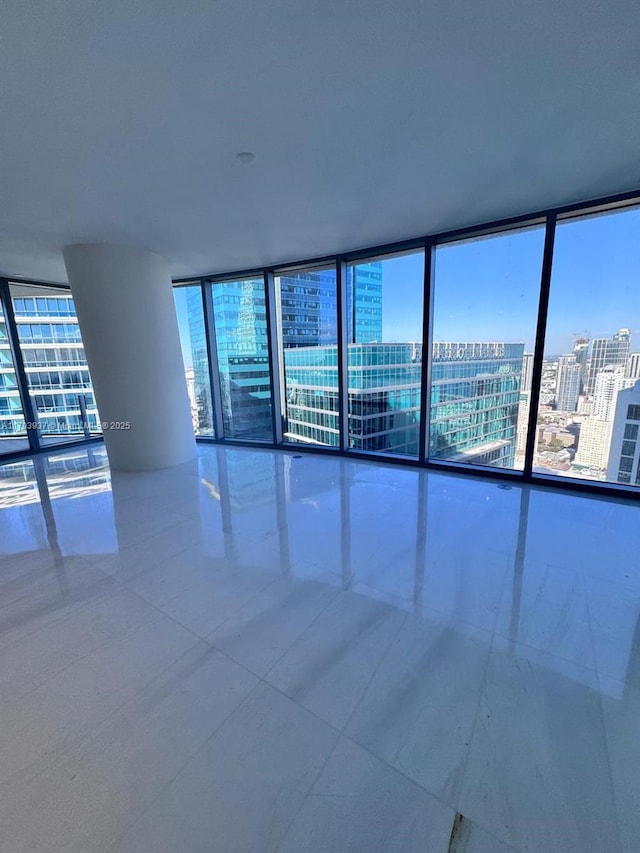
[0,443,639,852]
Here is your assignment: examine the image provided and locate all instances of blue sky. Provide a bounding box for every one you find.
[175,206,640,365]
[174,287,193,367]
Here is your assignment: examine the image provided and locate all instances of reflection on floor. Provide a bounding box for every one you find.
[0,436,29,454]
[0,443,638,852]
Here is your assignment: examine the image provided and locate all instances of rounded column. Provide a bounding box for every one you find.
[64,243,196,471]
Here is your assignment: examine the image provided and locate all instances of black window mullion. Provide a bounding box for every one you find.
[419,240,434,464]
[524,214,557,476]
[0,278,41,451]
[201,280,225,439]
[336,258,349,452]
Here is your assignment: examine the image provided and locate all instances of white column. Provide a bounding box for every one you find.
[63,243,196,471]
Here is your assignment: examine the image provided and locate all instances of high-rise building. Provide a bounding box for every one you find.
[211,279,271,439]
[283,340,524,464]
[585,328,631,394]
[0,303,24,445]
[626,352,640,380]
[573,337,590,393]
[1,288,100,442]
[276,265,383,348]
[555,355,582,412]
[429,342,524,467]
[184,367,198,430]
[278,268,339,346]
[195,266,385,441]
[574,366,634,473]
[592,366,633,421]
[606,381,640,485]
[521,352,534,393]
[346,263,383,343]
[186,286,214,434]
[284,342,421,453]
[575,419,613,470]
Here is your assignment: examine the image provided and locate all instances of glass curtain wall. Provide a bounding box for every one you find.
[346,252,424,457]
[276,265,339,447]
[429,227,545,470]
[174,284,214,436]
[534,206,640,488]
[9,283,101,445]
[169,195,640,498]
[0,298,29,454]
[211,277,273,441]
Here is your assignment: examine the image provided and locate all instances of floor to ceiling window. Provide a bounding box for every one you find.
[167,192,640,499]
[0,298,29,454]
[174,284,215,437]
[346,251,424,457]
[211,277,273,441]
[534,205,640,488]
[428,226,545,470]
[276,265,339,447]
[9,283,101,446]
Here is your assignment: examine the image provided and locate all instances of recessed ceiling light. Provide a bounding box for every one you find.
[236,151,256,164]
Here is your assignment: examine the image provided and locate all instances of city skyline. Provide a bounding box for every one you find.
[175,205,640,360]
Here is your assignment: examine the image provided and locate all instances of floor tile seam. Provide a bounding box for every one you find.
[337,608,410,738]
[257,584,346,683]
[0,579,124,658]
[204,639,271,682]
[583,585,626,853]
[107,518,188,547]
[0,632,207,808]
[583,574,637,688]
[448,623,497,816]
[91,532,197,582]
[0,573,158,658]
[0,572,115,621]
[582,567,640,599]
[583,572,608,691]
[415,597,503,637]
[490,626,601,685]
[338,729,461,818]
[0,553,114,601]
[104,514,194,558]
[488,559,602,676]
[455,630,611,853]
[270,726,347,852]
[113,545,281,614]
[0,611,162,709]
[257,596,412,707]
[202,581,356,685]
[106,572,218,646]
[103,677,268,853]
[200,570,310,644]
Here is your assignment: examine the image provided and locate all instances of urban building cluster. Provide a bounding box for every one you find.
[185,268,526,467]
[531,328,640,484]
[0,287,100,451]
[4,282,636,489]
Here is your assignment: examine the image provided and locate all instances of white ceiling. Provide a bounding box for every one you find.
[1,0,639,283]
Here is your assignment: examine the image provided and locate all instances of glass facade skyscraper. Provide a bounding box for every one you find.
[183,286,214,435]
[346,262,383,343]
[585,328,631,394]
[556,354,582,412]
[283,340,523,463]
[181,267,524,464]
[0,300,27,449]
[211,278,272,440]
[198,266,385,444]
[283,342,421,453]
[429,342,525,467]
[6,286,100,443]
